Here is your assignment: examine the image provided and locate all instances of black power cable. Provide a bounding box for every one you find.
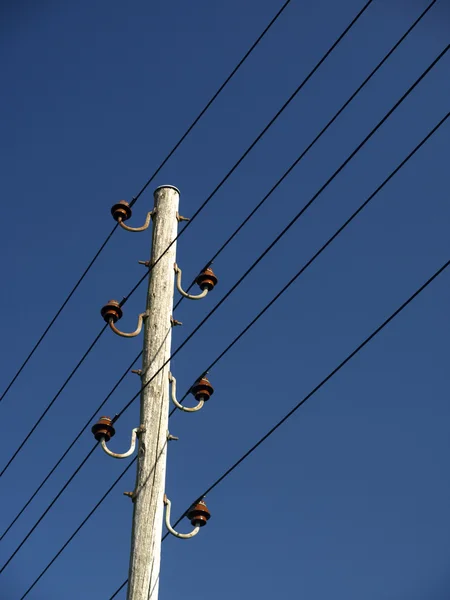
[0,445,97,574]
[163,258,450,542]
[168,111,450,408]
[0,0,293,407]
[0,0,374,479]
[115,44,448,422]
[109,581,127,600]
[2,0,432,535]
[0,350,142,540]
[3,47,445,569]
[128,0,294,206]
[109,259,450,599]
[0,325,107,478]
[108,0,376,308]
[174,0,438,300]
[14,110,449,598]
[19,458,137,600]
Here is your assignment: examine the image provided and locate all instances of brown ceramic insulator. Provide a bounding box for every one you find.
[195,267,218,292]
[111,200,132,222]
[101,299,123,323]
[92,416,116,442]
[186,499,211,528]
[191,376,214,402]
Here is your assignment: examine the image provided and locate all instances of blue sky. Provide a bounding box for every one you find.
[1,0,449,598]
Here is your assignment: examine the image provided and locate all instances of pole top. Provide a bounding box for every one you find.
[153,185,180,197]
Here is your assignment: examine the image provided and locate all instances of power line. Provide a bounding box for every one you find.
[13,111,448,596]
[163,258,450,542]
[0,445,97,574]
[0,0,374,482]
[115,43,448,421]
[0,325,107,478]
[19,458,137,600]
[0,0,293,407]
[0,230,118,407]
[132,0,441,320]
[175,0,438,296]
[0,281,150,479]
[109,581,127,600]
[0,350,142,540]
[4,4,445,598]
[128,0,293,207]
[1,260,158,478]
[2,283,171,536]
[3,45,444,556]
[104,0,376,309]
[168,111,449,409]
[110,258,450,600]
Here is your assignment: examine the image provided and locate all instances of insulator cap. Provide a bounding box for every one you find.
[101,299,123,323]
[111,200,132,222]
[191,376,214,402]
[195,267,218,292]
[92,416,116,442]
[186,499,210,527]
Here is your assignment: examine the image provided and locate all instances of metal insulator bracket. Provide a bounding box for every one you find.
[169,373,204,413]
[117,211,153,232]
[109,312,148,338]
[100,426,144,459]
[163,495,200,539]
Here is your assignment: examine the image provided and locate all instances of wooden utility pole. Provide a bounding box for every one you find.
[126,185,180,600]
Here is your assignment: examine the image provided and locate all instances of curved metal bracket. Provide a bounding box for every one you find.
[174,264,208,300]
[118,211,153,232]
[169,373,204,413]
[163,495,200,539]
[108,312,148,338]
[100,426,142,459]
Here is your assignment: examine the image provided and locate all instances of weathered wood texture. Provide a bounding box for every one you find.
[126,186,180,600]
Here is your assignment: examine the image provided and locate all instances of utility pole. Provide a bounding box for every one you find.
[126,185,180,600]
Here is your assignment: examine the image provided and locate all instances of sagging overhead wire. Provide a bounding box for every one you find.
[3,41,445,550]
[0,282,145,478]
[0,350,142,541]
[0,0,422,530]
[0,444,98,575]
[0,0,293,407]
[161,259,450,547]
[173,0,439,300]
[18,459,137,600]
[106,0,376,308]
[0,325,107,478]
[109,581,127,600]
[11,110,449,597]
[0,0,374,479]
[117,253,450,600]
[115,44,448,422]
[2,314,172,537]
[169,111,450,409]
[105,259,450,598]
[129,0,294,206]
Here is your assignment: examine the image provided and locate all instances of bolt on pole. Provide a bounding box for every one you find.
[126,185,180,600]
